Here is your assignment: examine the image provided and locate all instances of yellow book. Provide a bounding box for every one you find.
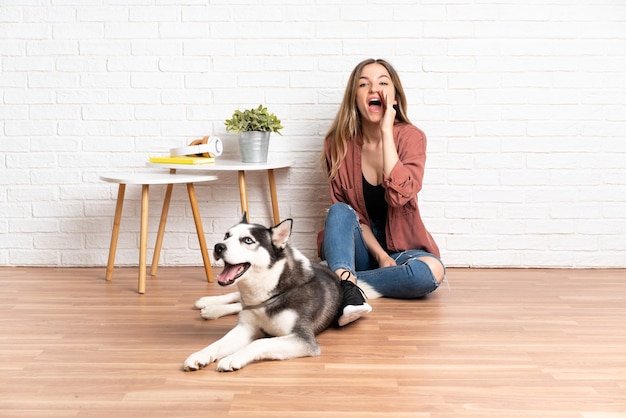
[149,155,215,165]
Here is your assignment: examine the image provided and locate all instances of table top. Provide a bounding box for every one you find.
[100,172,219,185]
[146,157,294,171]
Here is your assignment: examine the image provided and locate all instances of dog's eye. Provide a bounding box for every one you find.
[224,232,230,240]
[242,237,254,245]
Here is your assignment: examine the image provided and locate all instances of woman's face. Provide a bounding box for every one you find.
[355,63,396,123]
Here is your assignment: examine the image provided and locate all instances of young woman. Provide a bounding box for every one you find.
[318,58,446,326]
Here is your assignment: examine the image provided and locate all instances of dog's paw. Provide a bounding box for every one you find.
[194,296,217,310]
[199,306,229,320]
[194,293,242,313]
[215,354,247,372]
[199,306,222,320]
[200,303,242,320]
[182,350,215,372]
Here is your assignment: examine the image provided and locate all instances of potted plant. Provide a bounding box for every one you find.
[225,104,283,163]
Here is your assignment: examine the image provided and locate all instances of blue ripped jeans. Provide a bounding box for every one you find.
[320,202,444,299]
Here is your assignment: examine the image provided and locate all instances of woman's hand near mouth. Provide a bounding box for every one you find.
[379,91,399,176]
[379,91,396,135]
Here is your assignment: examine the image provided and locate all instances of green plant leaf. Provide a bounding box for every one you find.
[225,104,283,135]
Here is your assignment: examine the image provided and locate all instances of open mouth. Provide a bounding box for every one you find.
[216,262,251,286]
[368,98,382,111]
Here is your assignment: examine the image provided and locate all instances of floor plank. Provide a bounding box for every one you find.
[0,267,625,417]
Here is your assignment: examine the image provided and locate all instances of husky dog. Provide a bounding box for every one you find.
[183,215,342,372]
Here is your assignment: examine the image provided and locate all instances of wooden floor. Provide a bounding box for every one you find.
[0,267,625,417]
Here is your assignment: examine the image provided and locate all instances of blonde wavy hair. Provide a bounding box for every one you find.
[322,58,411,181]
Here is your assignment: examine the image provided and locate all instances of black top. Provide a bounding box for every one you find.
[362,175,388,223]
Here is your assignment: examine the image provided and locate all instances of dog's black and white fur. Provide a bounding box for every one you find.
[183,215,342,372]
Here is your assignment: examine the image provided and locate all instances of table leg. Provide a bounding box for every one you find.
[151,168,176,277]
[138,184,149,294]
[150,183,173,277]
[238,170,249,221]
[105,184,126,281]
[187,183,213,283]
[267,169,280,224]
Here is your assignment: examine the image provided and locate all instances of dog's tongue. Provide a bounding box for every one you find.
[217,263,244,285]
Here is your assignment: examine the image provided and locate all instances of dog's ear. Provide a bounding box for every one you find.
[241,212,248,224]
[271,218,293,249]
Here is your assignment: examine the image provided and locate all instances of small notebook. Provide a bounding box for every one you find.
[149,156,215,165]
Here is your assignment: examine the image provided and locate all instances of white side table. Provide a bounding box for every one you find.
[100,171,218,294]
[146,158,294,224]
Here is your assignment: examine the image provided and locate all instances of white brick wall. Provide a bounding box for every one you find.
[1,0,625,268]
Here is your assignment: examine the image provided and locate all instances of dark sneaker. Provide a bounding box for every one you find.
[338,279,372,326]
